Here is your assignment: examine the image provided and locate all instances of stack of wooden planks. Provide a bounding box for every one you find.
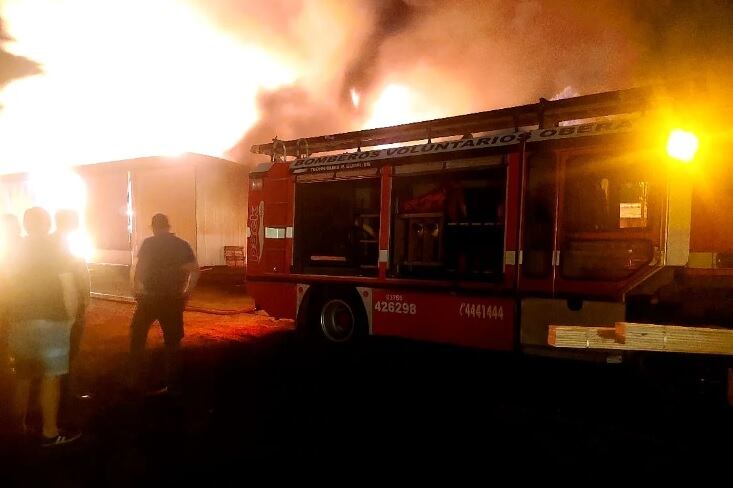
[548,322,733,355]
[547,325,622,350]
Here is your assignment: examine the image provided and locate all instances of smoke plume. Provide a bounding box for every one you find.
[229,0,733,164]
[0,18,39,90]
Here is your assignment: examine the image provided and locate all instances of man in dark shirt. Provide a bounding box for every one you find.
[129,213,199,395]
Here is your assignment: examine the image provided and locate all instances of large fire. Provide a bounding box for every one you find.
[0,1,459,171]
[0,1,446,259]
[0,0,299,255]
[0,0,294,172]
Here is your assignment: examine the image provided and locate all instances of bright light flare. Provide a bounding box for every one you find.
[667,129,699,162]
[64,230,95,261]
[27,168,95,261]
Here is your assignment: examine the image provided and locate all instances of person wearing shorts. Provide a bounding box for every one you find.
[8,207,80,446]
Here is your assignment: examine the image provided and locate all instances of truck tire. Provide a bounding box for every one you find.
[307,287,367,345]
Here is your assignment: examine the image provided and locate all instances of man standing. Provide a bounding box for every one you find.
[129,213,199,395]
[8,207,80,446]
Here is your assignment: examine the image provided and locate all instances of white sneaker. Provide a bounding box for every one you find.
[41,430,82,447]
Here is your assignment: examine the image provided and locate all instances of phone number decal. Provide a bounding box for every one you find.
[459,303,504,320]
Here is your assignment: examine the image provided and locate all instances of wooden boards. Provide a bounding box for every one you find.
[548,322,733,355]
[547,326,624,350]
[616,322,733,355]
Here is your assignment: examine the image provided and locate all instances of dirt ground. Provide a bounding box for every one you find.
[0,284,731,483]
[75,296,292,389]
[0,285,293,427]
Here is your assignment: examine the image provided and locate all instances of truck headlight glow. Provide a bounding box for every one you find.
[666,129,699,162]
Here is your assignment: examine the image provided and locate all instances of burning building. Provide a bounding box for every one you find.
[0,153,247,294]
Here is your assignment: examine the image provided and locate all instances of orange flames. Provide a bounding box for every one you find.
[0,1,297,253]
[0,0,294,172]
[0,1,435,255]
[0,0,729,175]
[0,1,463,171]
[27,169,94,259]
[361,83,447,131]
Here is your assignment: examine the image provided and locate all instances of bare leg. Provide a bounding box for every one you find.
[40,375,61,438]
[12,378,31,433]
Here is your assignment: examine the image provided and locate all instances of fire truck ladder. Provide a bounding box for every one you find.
[251,80,704,160]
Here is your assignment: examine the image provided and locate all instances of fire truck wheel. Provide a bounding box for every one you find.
[309,290,367,344]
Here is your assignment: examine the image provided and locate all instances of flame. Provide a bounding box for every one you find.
[26,168,94,260]
[27,169,86,213]
[363,84,412,128]
[0,0,295,171]
[362,83,445,130]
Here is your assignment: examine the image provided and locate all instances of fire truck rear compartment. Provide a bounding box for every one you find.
[391,166,506,281]
[294,178,381,276]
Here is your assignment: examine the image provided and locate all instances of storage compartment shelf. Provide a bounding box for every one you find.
[447,222,504,227]
[398,212,443,218]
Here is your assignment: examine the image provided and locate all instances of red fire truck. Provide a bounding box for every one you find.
[246,82,733,361]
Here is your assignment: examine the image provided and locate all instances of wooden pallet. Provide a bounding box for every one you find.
[548,323,733,355]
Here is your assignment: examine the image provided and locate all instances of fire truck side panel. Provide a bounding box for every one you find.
[502,152,521,289]
[689,157,733,264]
[247,163,291,277]
[285,174,295,273]
[537,138,665,299]
[516,150,557,296]
[642,154,733,326]
[260,172,291,275]
[371,289,514,350]
[246,162,298,318]
[378,165,393,279]
[247,281,297,320]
